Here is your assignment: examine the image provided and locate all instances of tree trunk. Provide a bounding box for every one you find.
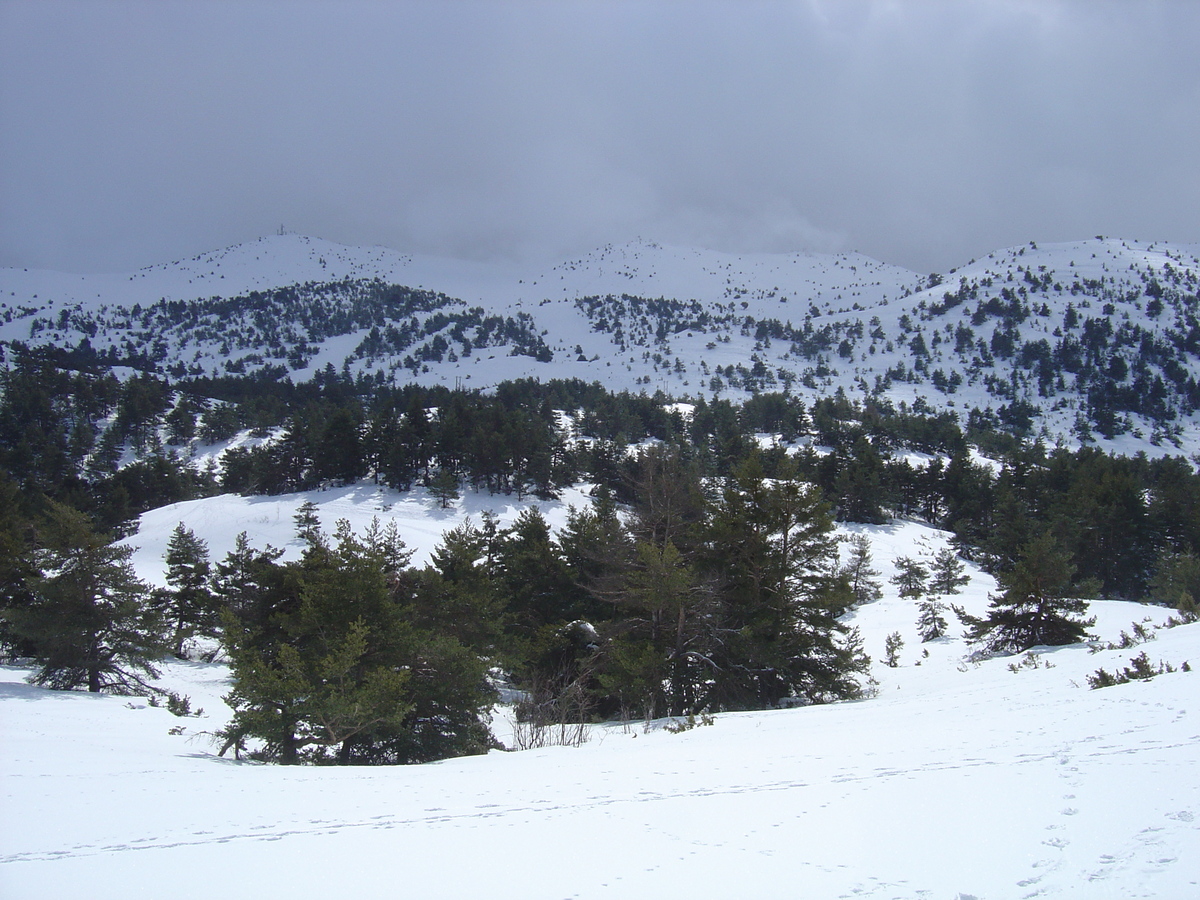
[279,723,299,765]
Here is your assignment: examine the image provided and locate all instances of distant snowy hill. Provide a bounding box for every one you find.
[5,233,1200,455]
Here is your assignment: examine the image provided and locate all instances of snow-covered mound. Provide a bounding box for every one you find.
[3,499,1197,899]
[119,481,598,586]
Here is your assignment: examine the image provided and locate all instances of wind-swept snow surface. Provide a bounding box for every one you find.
[2,509,1198,899]
[2,626,1197,898]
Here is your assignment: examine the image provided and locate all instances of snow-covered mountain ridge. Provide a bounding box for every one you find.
[5,234,1200,455]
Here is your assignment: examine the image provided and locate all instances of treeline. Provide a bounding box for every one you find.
[5,346,1200,605]
[0,450,872,763]
[216,452,872,762]
[6,350,1200,767]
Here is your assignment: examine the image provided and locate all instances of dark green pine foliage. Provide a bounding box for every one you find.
[916,597,949,642]
[596,537,715,719]
[161,522,218,657]
[427,467,460,509]
[701,456,868,710]
[0,473,39,656]
[210,531,289,631]
[928,547,969,596]
[218,517,495,765]
[7,502,165,693]
[965,531,1096,655]
[1049,452,1154,599]
[415,516,507,659]
[841,534,883,607]
[312,405,365,486]
[494,507,579,643]
[1147,548,1200,616]
[833,435,889,523]
[591,448,715,718]
[890,556,929,600]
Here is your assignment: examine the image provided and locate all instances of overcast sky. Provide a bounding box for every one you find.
[2,0,1197,275]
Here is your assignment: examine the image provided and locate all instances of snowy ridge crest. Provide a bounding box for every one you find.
[4,234,1200,456]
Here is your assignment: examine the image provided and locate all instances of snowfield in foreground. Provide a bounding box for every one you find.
[2,494,1199,899]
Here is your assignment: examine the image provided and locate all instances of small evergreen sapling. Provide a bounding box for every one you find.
[917,596,949,642]
[928,547,969,596]
[883,631,904,667]
[842,534,883,606]
[1087,651,1178,688]
[428,468,460,509]
[890,556,929,601]
[915,547,965,642]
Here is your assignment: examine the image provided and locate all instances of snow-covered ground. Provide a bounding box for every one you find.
[118,482,599,586]
[3,489,1199,899]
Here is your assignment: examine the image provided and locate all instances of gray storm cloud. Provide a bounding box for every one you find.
[1,0,1197,274]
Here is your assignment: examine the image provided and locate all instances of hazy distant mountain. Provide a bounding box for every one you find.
[4,233,1200,455]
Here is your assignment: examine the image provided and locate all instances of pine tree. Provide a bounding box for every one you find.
[1148,549,1200,613]
[417,518,506,656]
[701,456,868,709]
[841,534,883,606]
[380,395,431,490]
[597,539,714,719]
[211,531,288,629]
[313,405,365,486]
[0,474,38,657]
[495,507,576,636]
[218,520,495,764]
[965,532,1095,655]
[293,500,322,548]
[7,502,164,693]
[916,596,949,642]
[427,468,460,509]
[883,631,904,667]
[927,547,969,596]
[162,522,216,657]
[890,556,929,601]
[220,520,411,763]
[628,446,706,554]
[834,435,888,523]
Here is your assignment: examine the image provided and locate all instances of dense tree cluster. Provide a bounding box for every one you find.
[6,346,1200,604]
[0,446,875,764]
[5,346,1200,766]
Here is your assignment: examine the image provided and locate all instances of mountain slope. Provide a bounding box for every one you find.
[4,234,1200,455]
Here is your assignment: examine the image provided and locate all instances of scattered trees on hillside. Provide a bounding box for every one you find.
[10,344,1200,606]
